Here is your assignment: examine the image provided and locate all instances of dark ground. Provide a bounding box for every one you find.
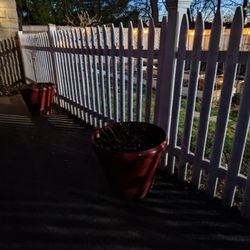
[0,95,250,250]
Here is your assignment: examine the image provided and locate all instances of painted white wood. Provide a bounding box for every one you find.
[58,30,71,111]
[111,24,119,122]
[37,33,45,82]
[91,27,101,126]
[42,33,53,82]
[52,30,66,108]
[0,40,12,85]
[78,28,89,122]
[127,21,134,121]
[169,146,247,188]
[80,28,92,124]
[73,28,86,121]
[154,17,167,125]
[23,33,36,82]
[71,29,82,119]
[45,32,54,83]
[6,38,19,84]
[223,52,250,208]
[154,9,178,138]
[2,39,14,84]
[65,30,78,116]
[145,18,155,123]
[8,39,18,83]
[3,40,12,84]
[167,14,189,175]
[136,20,144,122]
[97,26,106,122]
[46,32,54,82]
[103,25,112,121]
[61,30,75,113]
[38,33,45,82]
[53,30,64,106]
[178,13,204,181]
[17,32,27,84]
[70,30,79,105]
[206,7,243,198]
[119,22,126,122]
[85,27,96,126]
[192,10,222,188]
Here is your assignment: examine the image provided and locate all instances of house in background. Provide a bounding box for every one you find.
[0,0,18,41]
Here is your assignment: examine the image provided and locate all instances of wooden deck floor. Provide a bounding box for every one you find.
[0,95,250,250]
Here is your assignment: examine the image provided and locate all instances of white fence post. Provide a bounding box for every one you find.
[17,31,27,84]
[154,1,179,134]
[48,24,59,99]
[154,0,191,173]
[167,15,189,175]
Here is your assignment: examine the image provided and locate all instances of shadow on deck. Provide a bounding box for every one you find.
[0,95,250,250]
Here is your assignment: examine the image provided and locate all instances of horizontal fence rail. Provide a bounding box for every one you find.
[0,37,23,92]
[18,7,250,218]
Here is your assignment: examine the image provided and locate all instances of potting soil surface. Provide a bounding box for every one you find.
[0,95,250,250]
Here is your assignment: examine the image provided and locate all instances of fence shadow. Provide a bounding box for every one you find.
[0,96,250,249]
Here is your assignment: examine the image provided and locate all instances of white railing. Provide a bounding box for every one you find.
[18,7,250,218]
[0,37,23,87]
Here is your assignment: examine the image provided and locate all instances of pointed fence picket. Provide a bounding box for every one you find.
[136,20,144,122]
[127,22,134,121]
[18,8,250,218]
[145,19,155,123]
[167,15,189,175]
[80,28,92,124]
[119,23,126,122]
[91,27,101,126]
[223,50,250,207]
[191,10,222,189]
[97,26,106,121]
[103,25,112,121]
[206,8,243,198]
[110,25,119,123]
[178,13,204,181]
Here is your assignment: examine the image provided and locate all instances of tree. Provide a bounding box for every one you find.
[150,0,160,26]
[16,0,140,26]
[132,0,167,26]
[188,0,220,22]
[188,0,250,23]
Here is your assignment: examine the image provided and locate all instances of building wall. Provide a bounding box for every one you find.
[0,0,18,40]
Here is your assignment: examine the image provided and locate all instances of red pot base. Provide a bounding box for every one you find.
[92,122,167,199]
[20,83,55,116]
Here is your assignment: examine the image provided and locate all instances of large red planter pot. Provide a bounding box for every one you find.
[20,83,55,115]
[92,122,167,199]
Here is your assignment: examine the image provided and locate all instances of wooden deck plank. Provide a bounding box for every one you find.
[0,95,250,249]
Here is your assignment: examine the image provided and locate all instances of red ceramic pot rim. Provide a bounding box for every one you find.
[91,122,167,154]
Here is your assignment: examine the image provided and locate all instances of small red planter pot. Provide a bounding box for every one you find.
[20,83,55,115]
[92,122,167,199]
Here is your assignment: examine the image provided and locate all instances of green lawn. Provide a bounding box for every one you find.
[178,98,250,176]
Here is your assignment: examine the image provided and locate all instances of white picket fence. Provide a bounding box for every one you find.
[22,24,250,51]
[18,7,250,218]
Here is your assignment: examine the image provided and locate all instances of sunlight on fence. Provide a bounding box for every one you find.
[0,37,23,93]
